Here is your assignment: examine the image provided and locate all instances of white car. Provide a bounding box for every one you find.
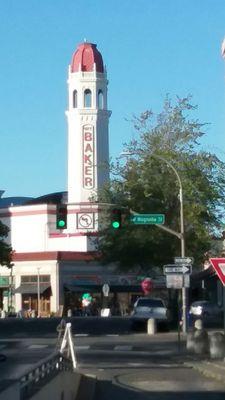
[131,297,169,324]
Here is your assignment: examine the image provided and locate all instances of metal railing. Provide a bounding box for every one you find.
[19,352,73,399]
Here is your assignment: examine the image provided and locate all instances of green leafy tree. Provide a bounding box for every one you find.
[97,96,225,272]
[0,220,13,268]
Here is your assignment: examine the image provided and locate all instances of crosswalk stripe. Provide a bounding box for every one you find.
[114,345,132,351]
[128,362,145,366]
[28,345,48,349]
[106,334,119,337]
[75,345,90,350]
[74,333,89,337]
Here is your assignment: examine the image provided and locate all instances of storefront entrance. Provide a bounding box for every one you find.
[22,293,51,317]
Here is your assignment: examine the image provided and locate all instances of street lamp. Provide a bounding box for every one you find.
[121,151,188,333]
[152,155,185,255]
[152,155,188,333]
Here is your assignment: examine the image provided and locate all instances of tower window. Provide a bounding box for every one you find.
[84,89,92,107]
[73,90,77,108]
[98,90,104,109]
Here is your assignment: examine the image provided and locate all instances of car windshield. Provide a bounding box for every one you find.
[136,299,164,307]
[191,301,211,307]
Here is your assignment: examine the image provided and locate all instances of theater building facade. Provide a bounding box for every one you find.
[0,43,164,316]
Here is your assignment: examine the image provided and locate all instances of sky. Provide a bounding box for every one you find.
[0,0,225,198]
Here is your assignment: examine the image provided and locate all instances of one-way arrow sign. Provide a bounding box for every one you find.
[174,257,194,265]
[163,264,192,275]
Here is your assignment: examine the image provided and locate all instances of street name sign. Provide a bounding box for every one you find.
[130,214,165,225]
[163,264,192,275]
[209,258,225,286]
[174,256,193,265]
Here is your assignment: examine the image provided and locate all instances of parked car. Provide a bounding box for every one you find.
[131,297,169,329]
[189,301,223,326]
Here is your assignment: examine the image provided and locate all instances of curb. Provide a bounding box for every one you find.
[75,373,97,400]
[184,359,225,383]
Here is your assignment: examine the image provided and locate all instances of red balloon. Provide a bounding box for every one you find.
[141,278,153,294]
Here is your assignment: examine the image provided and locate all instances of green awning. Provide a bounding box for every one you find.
[14,284,51,294]
[0,277,9,287]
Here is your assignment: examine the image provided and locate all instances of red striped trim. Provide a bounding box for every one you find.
[0,209,56,218]
[0,208,102,218]
[12,251,99,262]
[50,231,98,238]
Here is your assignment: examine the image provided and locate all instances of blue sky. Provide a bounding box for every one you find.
[1,0,225,198]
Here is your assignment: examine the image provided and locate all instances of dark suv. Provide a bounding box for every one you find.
[189,301,223,326]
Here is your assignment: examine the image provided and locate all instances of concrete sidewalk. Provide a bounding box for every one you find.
[184,356,225,383]
[146,331,225,384]
[80,331,225,399]
[156,330,225,383]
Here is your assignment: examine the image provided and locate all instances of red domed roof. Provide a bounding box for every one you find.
[71,43,104,73]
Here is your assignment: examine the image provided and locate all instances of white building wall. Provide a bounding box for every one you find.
[0,202,102,253]
[1,204,54,251]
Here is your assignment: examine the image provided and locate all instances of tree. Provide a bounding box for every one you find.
[0,220,13,268]
[97,96,225,272]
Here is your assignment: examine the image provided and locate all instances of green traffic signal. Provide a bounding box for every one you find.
[112,221,120,229]
[57,220,66,228]
[111,208,121,229]
[56,204,67,229]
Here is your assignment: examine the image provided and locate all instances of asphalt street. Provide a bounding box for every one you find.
[0,319,224,399]
[0,333,180,379]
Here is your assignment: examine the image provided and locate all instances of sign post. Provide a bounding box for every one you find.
[209,258,225,333]
[101,284,110,317]
[164,260,192,337]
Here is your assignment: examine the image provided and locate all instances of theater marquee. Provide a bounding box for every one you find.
[83,125,95,189]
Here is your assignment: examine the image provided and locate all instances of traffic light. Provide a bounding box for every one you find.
[111,208,122,229]
[56,204,67,229]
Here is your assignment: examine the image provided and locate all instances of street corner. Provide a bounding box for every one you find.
[183,357,225,384]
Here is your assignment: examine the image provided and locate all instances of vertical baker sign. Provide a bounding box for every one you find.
[83,125,95,189]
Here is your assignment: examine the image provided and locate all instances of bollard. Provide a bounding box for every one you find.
[186,319,209,355]
[147,318,156,335]
[193,329,209,355]
[194,319,203,330]
[186,331,195,352]
[209,332,225,359]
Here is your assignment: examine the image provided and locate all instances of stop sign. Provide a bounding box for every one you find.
[141,278,153,294]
